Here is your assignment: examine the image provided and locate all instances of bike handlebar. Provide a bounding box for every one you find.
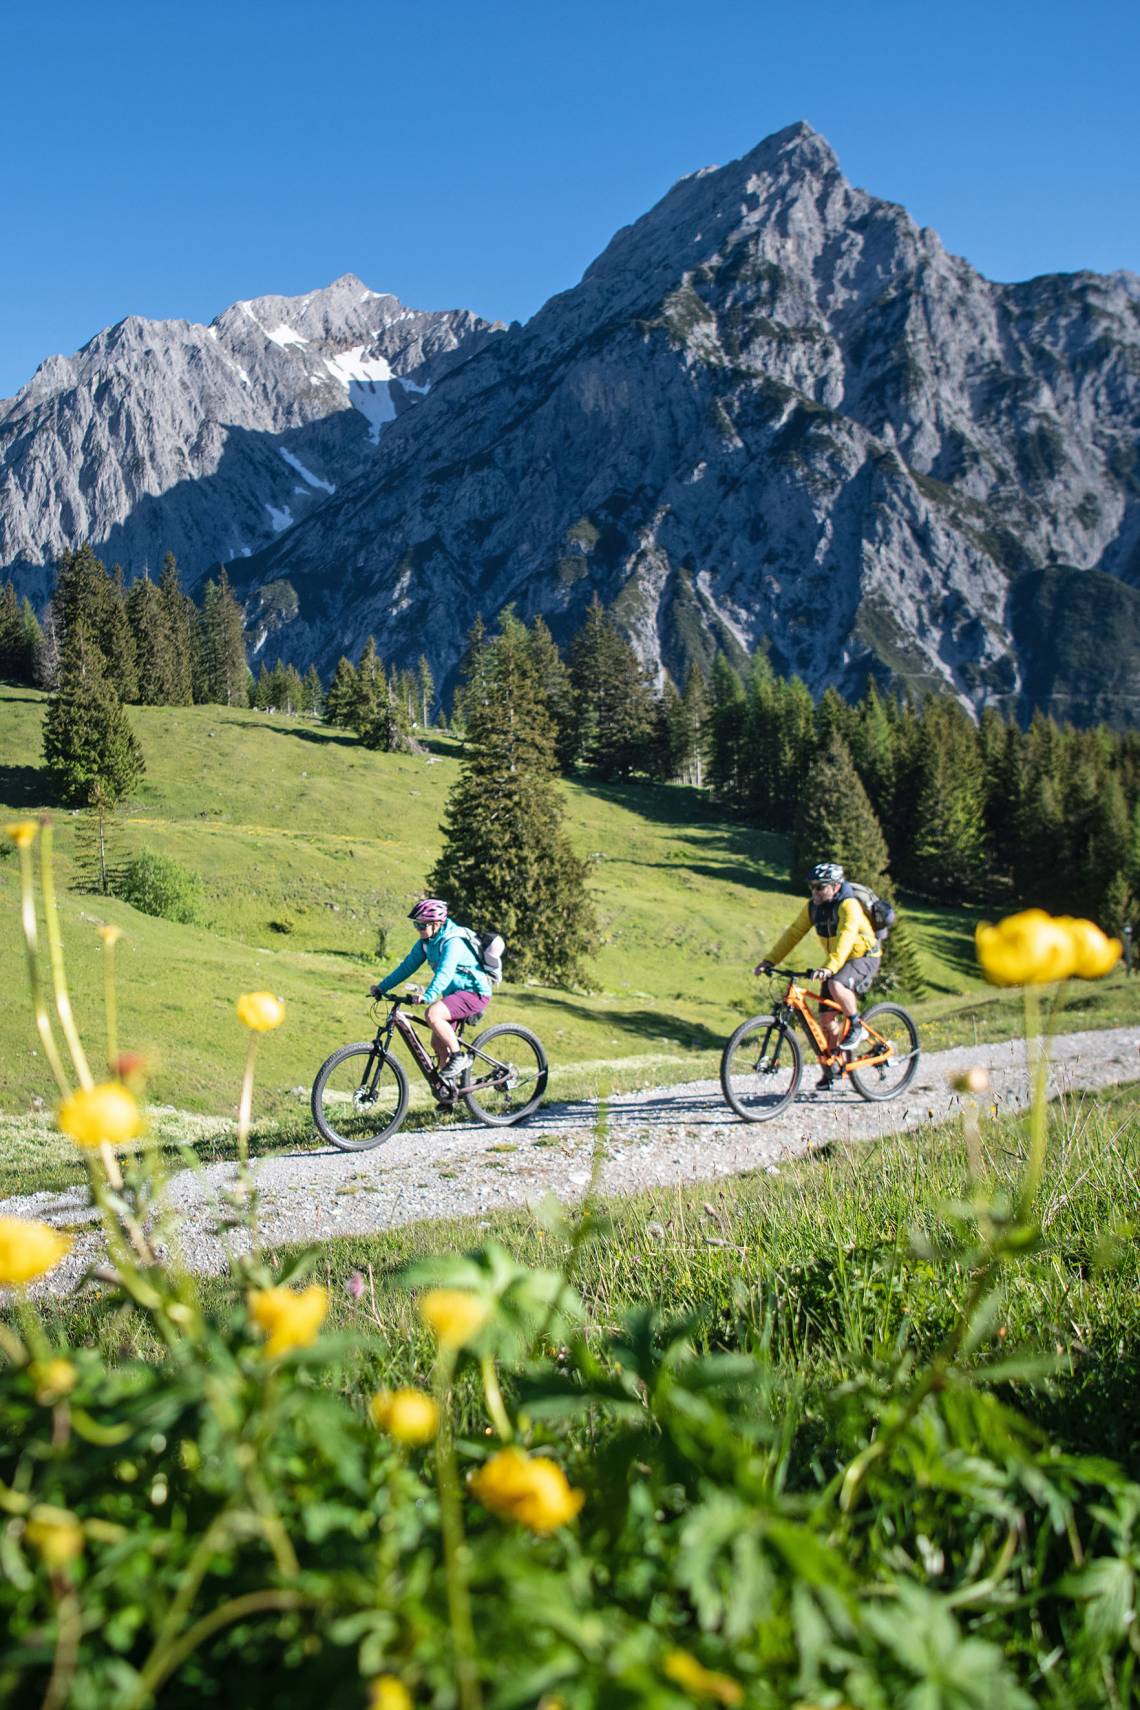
[760,967,819,980]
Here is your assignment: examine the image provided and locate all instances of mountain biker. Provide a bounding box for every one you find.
[754,862,881,1088]
[371,898,492,1081]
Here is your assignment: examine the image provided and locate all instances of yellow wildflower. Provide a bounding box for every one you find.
[470,1446,584,1533]
[368,1678,413,1710]
[5,819,38,847]
[975,909,1076,986]
[25,1508,85,1568]
[369,1387,440,1445]
[57,1082,144,1148]
[31,1358,77,1405]
[0,1216,72,1285]
[247,1283,328,1357]
[236,991,286,1032]
[1054,916,1121,980]
[663,1648,744,1705]
[418,1287,490,1349]
[97,923,123,945]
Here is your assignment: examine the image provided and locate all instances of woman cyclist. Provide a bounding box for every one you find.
[371,898,492,1081]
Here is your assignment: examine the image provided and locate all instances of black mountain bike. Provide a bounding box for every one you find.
[311,992,549,1151]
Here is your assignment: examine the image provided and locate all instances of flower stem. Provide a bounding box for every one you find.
[15,836,70,1097]
[39,821,92,1090]
[480,1353,513,1442]
[1019,984,1049,1218]
[236,1037,258,1170]
[435,1350,482,1710]
[101,934,119,1072]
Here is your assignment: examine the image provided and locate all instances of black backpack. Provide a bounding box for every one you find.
[844,882,897,943]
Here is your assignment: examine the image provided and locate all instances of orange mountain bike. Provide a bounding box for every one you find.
[720,967,920,1121]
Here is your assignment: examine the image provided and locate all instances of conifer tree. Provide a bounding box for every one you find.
[197,568,248,705]
[0,582,38,682]
[526,616,577,769]
[323,656,358,726]
[792,735,890,888]
[302,664,323,715]
[281,663,306,714]
[680,664,710,788]
[253,660,273,710]
[417,655,434,727]
[568,594,655,779]
[708,654,747,809]
[105,565,140,702]
[349,636,383,732]
[429,612,595,983]
[849,681,899,831]
[42,622,145,806]
[654,676,689,782]
[158,553,195,704]
[901,699,987,898]
[127,574,179,704]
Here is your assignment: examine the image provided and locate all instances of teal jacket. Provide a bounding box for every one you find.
[379,919,492,1005]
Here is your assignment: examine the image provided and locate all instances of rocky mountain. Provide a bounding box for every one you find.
[230,124,1140,724]
[4,125,1139,723]
[0,275,499,603]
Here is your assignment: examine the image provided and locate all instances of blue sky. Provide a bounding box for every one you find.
[2,0,1136,398]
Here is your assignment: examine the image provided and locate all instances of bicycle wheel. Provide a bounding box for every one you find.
[463,1023,549,1126]
[849,1004,920,1102]
[720,1015,802,1121]
[311,1042,409,1149]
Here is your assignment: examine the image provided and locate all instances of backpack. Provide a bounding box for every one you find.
[844,881,897,943]
[458,926,505,986]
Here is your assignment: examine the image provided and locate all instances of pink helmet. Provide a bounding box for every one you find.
[408,897,448,924]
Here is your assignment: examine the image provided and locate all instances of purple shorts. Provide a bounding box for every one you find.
[439,990,490,1024]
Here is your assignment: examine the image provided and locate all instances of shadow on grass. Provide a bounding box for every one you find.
[0,762,52,811]
[518,988,725,1052]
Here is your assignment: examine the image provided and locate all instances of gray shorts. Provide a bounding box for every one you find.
[826,956,880,997]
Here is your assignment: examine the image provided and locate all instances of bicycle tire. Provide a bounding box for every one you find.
[311,1042,410,1149]
[849,1003,920,1102]
[720,1015,802,1121]
[462,1023,549,1126]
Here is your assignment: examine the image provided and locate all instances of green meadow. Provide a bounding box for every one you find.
[2,683,1138,1197]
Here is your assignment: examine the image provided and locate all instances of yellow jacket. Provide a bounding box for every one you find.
[764,895,881,977]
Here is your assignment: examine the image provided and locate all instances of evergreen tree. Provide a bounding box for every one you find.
[359,667,415,752]
[127,574,179,704]
[0,582,38,682]
[323,656,358,726]
[654,676,689,782]
[350,636,383,732]
[105,565,140,702]
[526,616,577,769]
[568,594,655,779]
[708,654,747,810]
[158,553,195,704]
[901,699,987,898]
[429,612,595,983]
[281,663,305,714]
[197,568,248,705]
[252,660,273,710]
[417,654,434,727]
[680,664,710,789]
[302,664,323,715]
[792,735,890,888]
[42,622,145,806]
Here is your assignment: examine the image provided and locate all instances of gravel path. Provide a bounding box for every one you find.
[6,1025,1138,1290]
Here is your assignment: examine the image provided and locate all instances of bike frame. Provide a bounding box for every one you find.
[374,995,501,1102]
[770,970,894,1076]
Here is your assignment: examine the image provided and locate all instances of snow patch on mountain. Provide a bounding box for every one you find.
[278,447,335,494]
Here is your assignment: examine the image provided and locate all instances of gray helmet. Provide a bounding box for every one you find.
[807,862,844,886]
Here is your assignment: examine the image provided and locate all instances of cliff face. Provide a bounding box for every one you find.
[5,126,1139,722]
[0,274,498,602]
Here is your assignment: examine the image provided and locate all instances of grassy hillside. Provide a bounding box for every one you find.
[2,685,1137,1143]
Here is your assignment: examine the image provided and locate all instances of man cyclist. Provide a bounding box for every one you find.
[371,898,492,1081]
[754,862,881,1088]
